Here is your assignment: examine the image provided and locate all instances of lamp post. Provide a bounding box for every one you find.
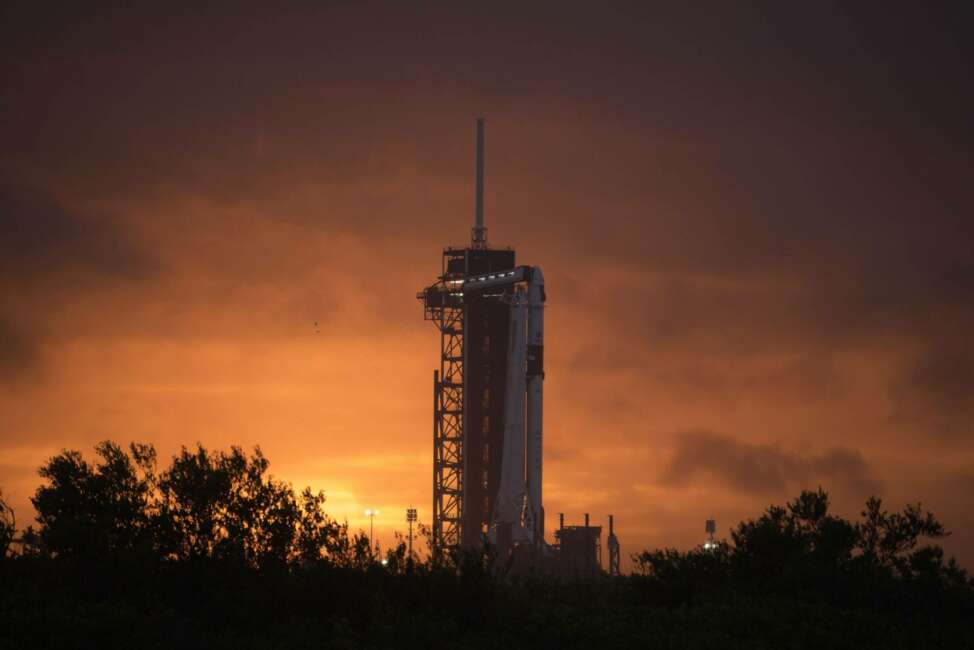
[704,518,716,550]
[364,509,380,555]
[406,507,417,558]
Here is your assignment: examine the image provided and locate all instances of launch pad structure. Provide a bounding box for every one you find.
[418,118,617,573]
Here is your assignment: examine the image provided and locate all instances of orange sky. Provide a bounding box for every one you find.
[1,3,972,570]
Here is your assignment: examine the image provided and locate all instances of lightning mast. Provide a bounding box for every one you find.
[472,117,487,248]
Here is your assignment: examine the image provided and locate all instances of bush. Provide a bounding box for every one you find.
[1,445,971,649]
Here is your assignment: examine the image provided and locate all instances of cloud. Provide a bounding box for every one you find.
[0,315,39,379]
[0,182,159,382]
[0,183,157,286]
[889,342,974,440]
[659,430,881,497]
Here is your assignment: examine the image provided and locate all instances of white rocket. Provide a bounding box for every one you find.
[467,266,545,547]
[493,287,528,541]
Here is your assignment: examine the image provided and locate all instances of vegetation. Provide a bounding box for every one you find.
[0,489,14,560]
[634,489,972,623]
[1,442,972,649]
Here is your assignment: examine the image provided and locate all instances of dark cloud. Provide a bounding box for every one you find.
[0,316,39,379]
[0,183,159,382]
[660,430,881,497]
[746,357,845,403]
[0,183,157,286]
[889,342,974,440]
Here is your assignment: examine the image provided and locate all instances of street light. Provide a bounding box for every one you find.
[364,509,380,549]
[703,518,717,551]
[406,507,418,558]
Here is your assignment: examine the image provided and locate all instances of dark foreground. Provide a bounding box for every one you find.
[3,556,972,650]
[2,442,972,649]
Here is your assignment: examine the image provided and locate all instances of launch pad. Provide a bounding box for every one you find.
[419,119,619,575]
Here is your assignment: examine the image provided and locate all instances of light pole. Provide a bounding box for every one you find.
[406,507,417,559]
[364,509,380,554]
[704,518,716,550]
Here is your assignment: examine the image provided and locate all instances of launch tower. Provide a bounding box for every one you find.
[418,118,546,562]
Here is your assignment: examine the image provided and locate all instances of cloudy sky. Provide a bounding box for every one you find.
[2,2,972,568]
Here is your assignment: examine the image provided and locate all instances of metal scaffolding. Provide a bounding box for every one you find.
[422,262,465,561]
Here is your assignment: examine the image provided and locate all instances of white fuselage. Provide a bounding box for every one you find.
[485,267,545,547]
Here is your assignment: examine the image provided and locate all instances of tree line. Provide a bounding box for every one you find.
[9,441,379,569]
[1,441,972,649]
[634,488,972,616]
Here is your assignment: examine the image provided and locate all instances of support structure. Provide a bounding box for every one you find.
[418,118,546,563]
[425,260,465,560]
[607,514,620,576]
[554,513,602,577]
[526,268,545,544]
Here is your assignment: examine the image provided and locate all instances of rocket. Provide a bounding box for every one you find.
[489,265,545,547]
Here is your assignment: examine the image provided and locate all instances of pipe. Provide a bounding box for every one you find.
[526,267,545,544]
[432,369,439,561]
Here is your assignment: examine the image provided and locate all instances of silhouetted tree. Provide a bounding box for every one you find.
[855,496,947,577]
[0,488,14,559]
[17,525,45,558]
[294,486,347,565]
[634,488,972,614]
[350,530,373,569]
[156,444,299,566]
[382,535,410,574]
[633,542,731,603]
[31,441,156,559]
[5,449,974,649]
[728,487,859,593]
[29,440,365,569]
